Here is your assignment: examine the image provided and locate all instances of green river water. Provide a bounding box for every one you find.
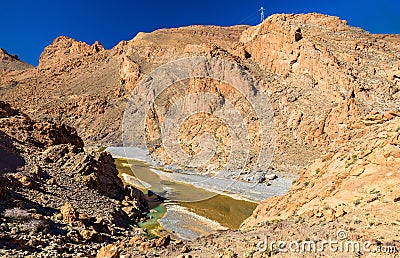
[115,158,257,230]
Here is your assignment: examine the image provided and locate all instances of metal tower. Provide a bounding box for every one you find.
[260,6,265,22]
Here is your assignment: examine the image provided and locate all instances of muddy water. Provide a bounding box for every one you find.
[115,158,256,230]
[180,195,257,229]
[108,147,292,240]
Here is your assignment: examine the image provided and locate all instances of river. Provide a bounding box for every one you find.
[106,147,294,240]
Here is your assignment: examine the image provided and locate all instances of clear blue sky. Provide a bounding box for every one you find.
[0,0,399,66]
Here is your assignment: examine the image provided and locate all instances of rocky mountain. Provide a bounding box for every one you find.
[1,14,399,175]
[0,101,148,256]
[0,48,32,72]
[0,12,399,257]
[243,110,400,228]
[94,111,400,256]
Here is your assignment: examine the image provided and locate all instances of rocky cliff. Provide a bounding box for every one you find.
[1,14,399,175]
[242,111,400,228]
[0,12,400,256]
[0,101,147,256]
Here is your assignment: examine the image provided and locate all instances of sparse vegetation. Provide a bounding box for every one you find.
[296,216,305,224]
[3,207,30,220]
[272,219,280,224]
[22,219,47,232]
[315,168,320,175]
[346,154,358,168]
[264,246,272,257]
[354,199,361,206]
[370,189,380,195]
[143,231,159,240]
[245,250,256,258]
[354,219,361,224]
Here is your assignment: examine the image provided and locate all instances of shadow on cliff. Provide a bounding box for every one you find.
[0,131,25,174]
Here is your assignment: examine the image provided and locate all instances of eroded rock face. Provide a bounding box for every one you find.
[2,13,398,176]
[119,56,141,92]
[242,112,400,228]
[0,13,399,257]
[238,13,399,155]
[0,102,147,256]
[56,147,126,200]
[0,101,83,148]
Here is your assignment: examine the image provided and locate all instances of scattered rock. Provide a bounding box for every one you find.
[175,255,192,258]
[12,174,32,188]
[80,228,101,242]
[265,174,278,180]
[305,210,314,218]
[181,245,191,253]
[97,244,119,258]
[335,207,347,218]
[121,206,140,218]
[128,236,143,246]
[243,172,277,183]
[222,250,236,258]
[32,165,45,178]
[156,235,171,247]
[322,209,335,222]
[366,196,379,203]
[350,167,365,176]
[140,239,156,250]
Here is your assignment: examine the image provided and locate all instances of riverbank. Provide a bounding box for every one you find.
[107,147,296,202]
[107,147,294,240]
[114,156,256,239]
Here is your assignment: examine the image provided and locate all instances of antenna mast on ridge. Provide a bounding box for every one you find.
[259,6,265,22]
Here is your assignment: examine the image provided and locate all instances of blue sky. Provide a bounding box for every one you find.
[0,0,399,65]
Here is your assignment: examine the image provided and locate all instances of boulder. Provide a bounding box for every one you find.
[96,244,119,258]
[156,235,171,247]
[60,202,78,223]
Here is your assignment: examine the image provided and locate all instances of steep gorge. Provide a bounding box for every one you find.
[1,13,400,257]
